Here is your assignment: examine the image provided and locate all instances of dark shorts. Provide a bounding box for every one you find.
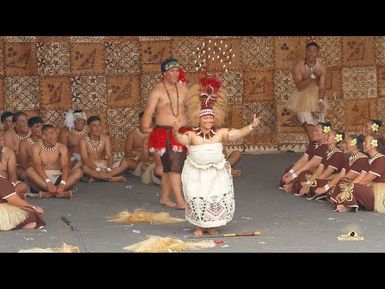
[161,142,187,173]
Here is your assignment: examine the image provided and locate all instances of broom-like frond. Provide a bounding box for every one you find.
[19,243,80,253]
[124,235,215,252]
[107,209,185,224]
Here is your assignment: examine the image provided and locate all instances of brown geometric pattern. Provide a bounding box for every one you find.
[375,37,385,65]
[40,109,66,129]
[377,65,385,97]
[276,102,303,133]
[140,41,172,73]
[218,71,243,105]
[273,70,295,102]
[274,37,303,71]
[242,102,275,134]
[5,36,36,42]
[71,76,107,111]
[243,70,274,102]
[315,36,342,67]
[345,99,377,132]
[4,43,38,76]
[140,72,162,105]
[4,76,40,110]
[377,97,385,121]
[325,99,345,131]
[106,75,141,108]
[241,37,274,69]
[40,77,71,110]
[172,37,205,73]
[342,37,376,67]
[342,67,377,99]
[70,43,105,75]
[37,42,70,76]
[325,67,342,100]
[70,36,105,42]
[0,80,4,110]
[105,41,140,75]
[107,107,143,151]
[1,36,385,154]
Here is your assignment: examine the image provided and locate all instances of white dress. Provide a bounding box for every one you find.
[182,142,234,228]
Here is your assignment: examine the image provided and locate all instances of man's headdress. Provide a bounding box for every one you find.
[65,109,87,129]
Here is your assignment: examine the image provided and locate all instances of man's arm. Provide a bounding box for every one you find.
[18,140,28,170]
[59,144,69,183]
[104,135,113,169]
[124,133,136,159]
[7,149,18,182]
[31,144,48,181]
[141,87,159,133]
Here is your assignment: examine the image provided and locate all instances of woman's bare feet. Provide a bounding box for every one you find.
[160,199,176,208]
[207,228,218,235]
[194,227,204,237]
[231,169,241,177]
[336,204,350,213]
[22,222,37,229]
[175,201,185,210]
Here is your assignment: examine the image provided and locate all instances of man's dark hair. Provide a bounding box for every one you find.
[74,109,84,114]
[42,124,55,133]
[1,111,13,123]
[12,111,27,123]
[28,116,44,128]
[306,41,319,49]
[87,115,101,125]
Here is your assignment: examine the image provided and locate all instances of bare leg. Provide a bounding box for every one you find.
[111,159,136,176]
[160,173,176,208]
[25,167,49,192]
[83,165,105,180]
[65,168,83,190]
[227,151,241,167]
[207,228,218,235]
[168,172,185,209]
[194,226,204,237]
[22,222,37,229]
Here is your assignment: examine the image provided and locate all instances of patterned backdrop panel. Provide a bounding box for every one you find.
[1,36,385,154]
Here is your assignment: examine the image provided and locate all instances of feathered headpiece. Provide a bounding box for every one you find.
[186,73,228,127]
[64,110,87,129]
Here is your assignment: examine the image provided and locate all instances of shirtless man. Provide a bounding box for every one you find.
[19,116,44,180]
[80,115,133,182]
[1,111,14,132]
[4,112,31,180]
[141,58,188,209]
[59,109,88,169]
[0,128,28,198]
[25,124,83,199]
[125,112,162,182]
[287,41,327,141]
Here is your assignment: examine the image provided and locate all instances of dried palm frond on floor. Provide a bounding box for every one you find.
[107,209,185,224]
[124,235,216,252]
[19,243,80,253]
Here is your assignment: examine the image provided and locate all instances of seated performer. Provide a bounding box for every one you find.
[0,177,45,231]
[18,116,44,182]
[124,112,162,183]
[173,74,261,237]
[0,127,28,198]
[329,135,385,213]
[80,115,134,182]
[1,111,14,132]
[25,124,83,199]
[296,129,345,198]
[281,122,330,193]
[59,109,88,169]
[4,112,31,181]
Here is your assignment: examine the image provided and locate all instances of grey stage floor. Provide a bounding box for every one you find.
[1,153,385,253]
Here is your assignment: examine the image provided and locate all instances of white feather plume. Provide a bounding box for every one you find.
[65,110,75,129]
